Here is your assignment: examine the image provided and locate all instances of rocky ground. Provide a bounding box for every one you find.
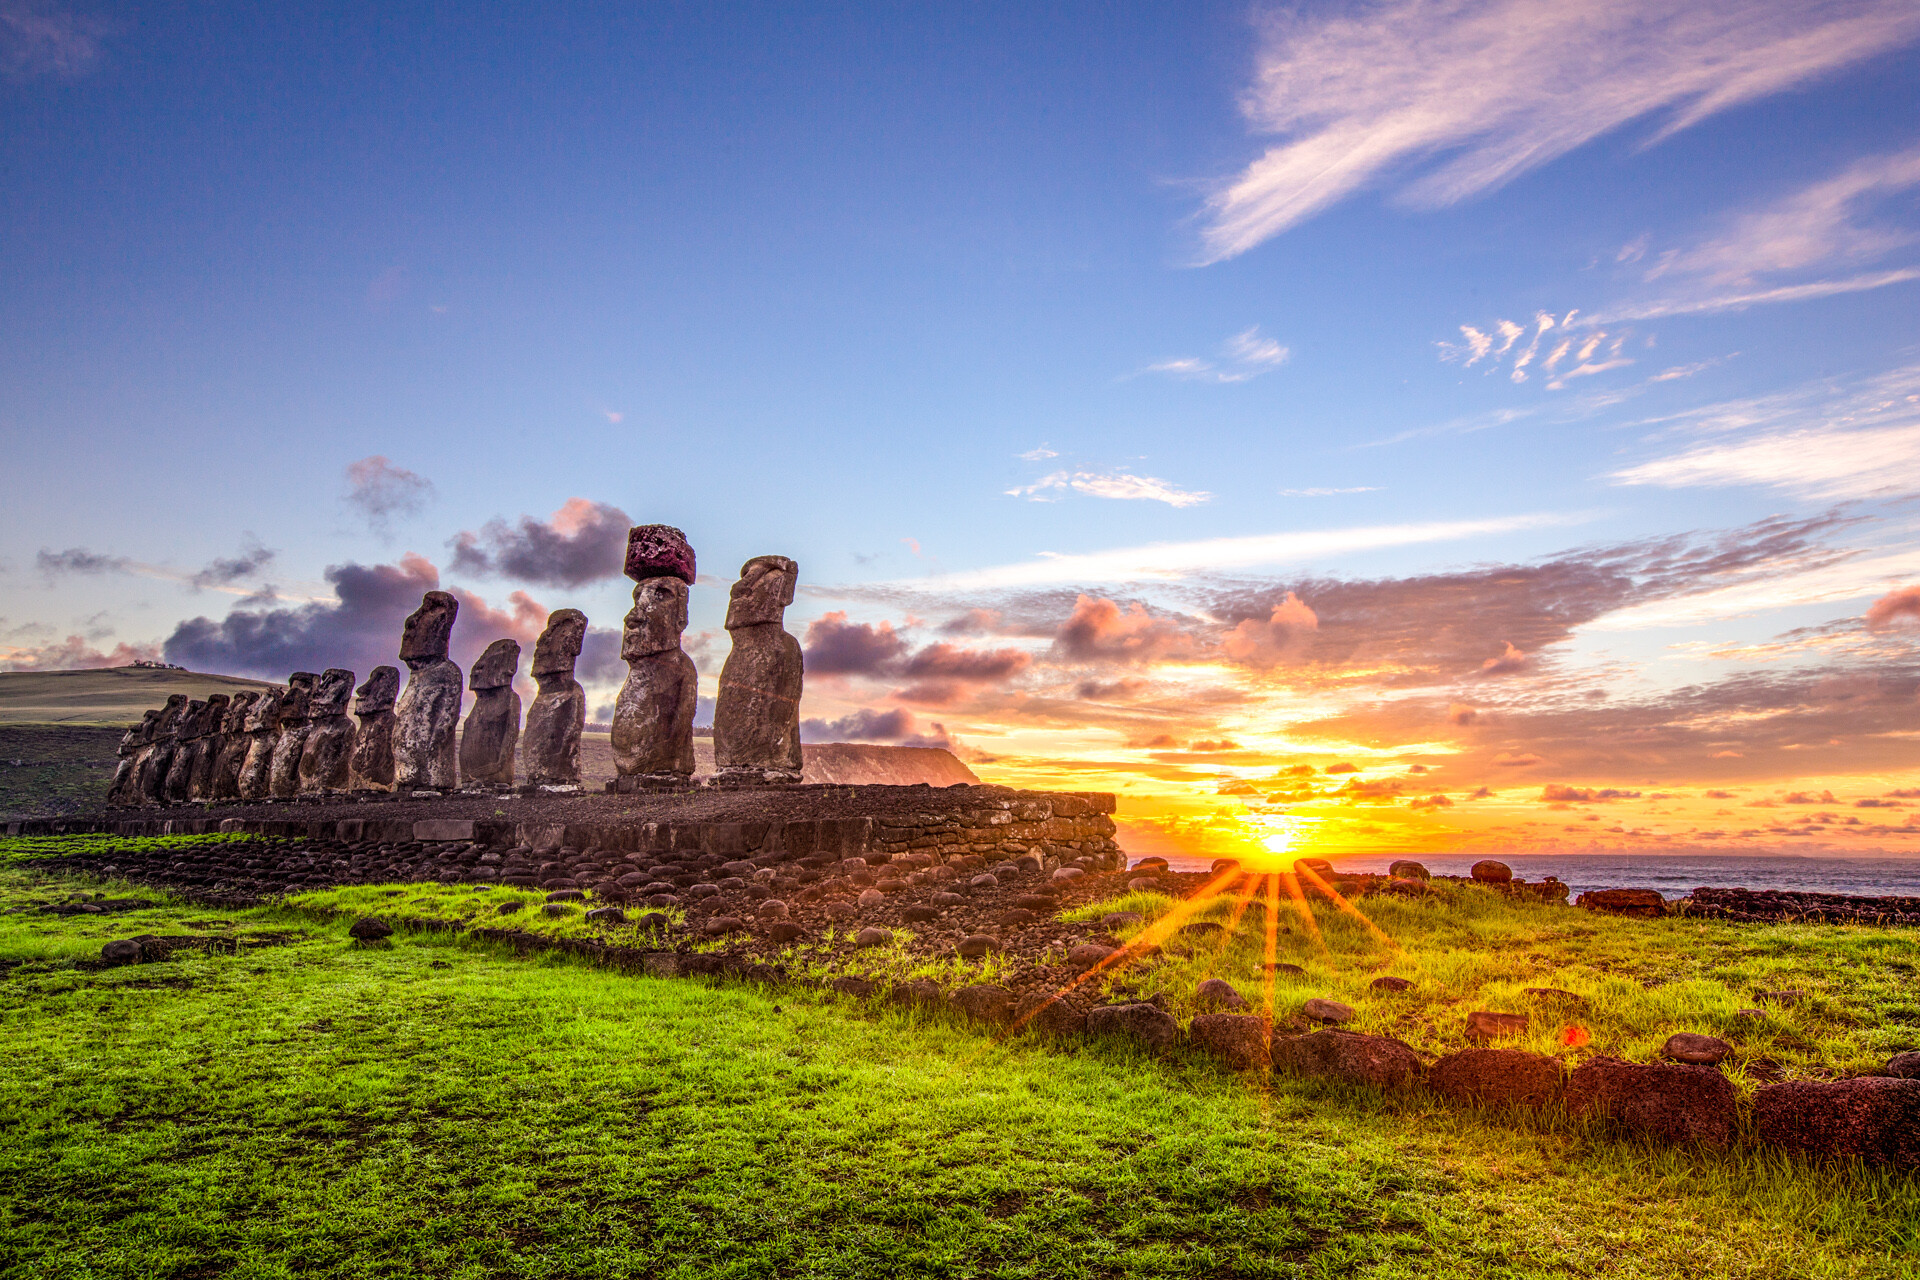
[1688,886,1920,926]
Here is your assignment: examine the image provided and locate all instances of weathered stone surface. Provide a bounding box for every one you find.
[1190,1013,1270,1069]
[1273,1030,1423,1090]
[1577,888,1667,917]
[1196,978,1248,1009]
[165,698,214,805]
[185,694,229,800]
[1888,1051,1920,1079]
[1753,1078,1920,1166]
[1088,1002,1179,1051]
[107,710,158,806]
[393,592,462,790]
[413,820,474,841]
[137,695,189,804]
[348,666,399,791]
[297,669,357,794]
[348,916,393,942]
[209,692,257,801]
[854,926,893,947]
[956,934,1000,957]
[524,608,587,786]
[1464,1010,1530,1041]
[236,687,282,801]
[1470,859,1512,884]
[1429,1048,1563,1108]
[1014,992,1087,1037]
[1370,976,1415,993]
[1303,998,1356,1025]
[459,639,521,787]
[624,523,696,585]
[268,674,317,799]
[952,983,1014,1025]
[1662,1033,1732,1065]
[612,578,697,779]
[1068,942,1117,970]
[1387,859,1430,880]
[713,555,803,783]
[101,938,143,965]
[1564,1057,1736,1146]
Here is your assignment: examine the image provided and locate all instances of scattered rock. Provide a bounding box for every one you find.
[996,908,1039,927]
[1013,894,1056,911]
[1753,1077,1920,1165]
[1662,1032,1732,1065]
[1101,911,1143,931]
[1087,1002,1179,1052]
[857,888,886,906]
[701,916,747,936]
[1887,1051,1920,1079]
[1067,942,1116,970]
[1387,859,1429,880]
[823,902,855,921]
[1522,987,1585,1005]
[1051,867,1085,883]
[765,920,805,942]
[636,913,672,931]
[1190,1013,1269,1070]
[1211,858,1241,875]
[956,934,1001,958]
[757,899,790,918]
[1576,888,1665,918]
[543,903,572,917]
[1385,878,1431,896]
[1267,962,1307,981]
[1131,857,1169,872]
[829,975,876,998]
[1181,920,1224,937]
[900,905,940,922]
[1273,1030,1423,1090]
[1464,1011,1529,1041]
[100,938,143,965]
[1429,1048,1562,1108]
[952,983,1014,1025]
[1196,977,1248,1009]
[585,906,626,924]
[1369,976,1414,994]
[931,892,967,907]
[892,979,944,1009]
[347,917,393,942]
[1302,998,1356,1025]
[1470,860,1511,884]
[854,926,893,948]
[496,901,524,915]
[1127,877,1159,891]
[1014,991,1087,1037]
[1564,1057,1736,1147]
[970,874,999,890]
[1761,988,1805,1006]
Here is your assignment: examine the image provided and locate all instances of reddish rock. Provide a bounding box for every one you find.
[853,926,892,948]
[1272,1030,1423,1090]
[1429,1048,1562,1108]
[1470,860,1511,884]
[830,975,876,998]
[1190,1013,1270,1070]
[1464,1011,1529,1041]
[952,983,1014,1026]
[1752,1078,1920,1166]
[1195,977,1248,1009]
[956,934,1001,958]
[1576,888,1666,918]
[623,523,696,585]
[1888,1052,1920,1079]
[1369,976,1414,993]
[1662,1032,1732,1065]
[764,920,805,942]
[1302,998,1356,1025]
[1067,942,1116,970]
[1564,1057,1736,1147]
[1088,1002,1179,1052]
[1014,991,1087,1037]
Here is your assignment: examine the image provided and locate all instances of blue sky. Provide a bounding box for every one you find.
[4,0,1919,856]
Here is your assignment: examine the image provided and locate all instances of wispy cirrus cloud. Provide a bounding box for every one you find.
[1198,0,1920,262]
[1440,310,1636,388]
[1006,471,1213,508]
[1144,326,1291,383]
[1,1,106,80]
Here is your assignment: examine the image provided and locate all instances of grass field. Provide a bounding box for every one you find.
[2,846,1918,1278]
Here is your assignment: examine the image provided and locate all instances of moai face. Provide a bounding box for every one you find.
[469,639,521,691]
[202,694,231,732]
[137,709,162,743]
[280,673,317,721]
[398,591,459,665]
[156,695,189,737]
[724,556,798,629]
[244,688,284,732]
[180,700,209,737]
[353,666,399,714]
[532,609,588,678]
[310,669,355,717]
[225,692,258,733]
[623,577,690,660]
[624,524,696,586]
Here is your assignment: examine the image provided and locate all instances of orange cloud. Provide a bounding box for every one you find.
[1867,585,1920,629]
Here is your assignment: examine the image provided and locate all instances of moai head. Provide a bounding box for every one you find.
[725,555,798,629]
[532,609,588,679]
[156,695,189,738]
[244,687,284,732]
[202,694,231,733]
[310,669,355,717]
[280,672,317,722]
[469,639,521,691]
[622,577,690,659]
[224,691,258,733]
[180,700,209,738]
[136,708,162,743]
[624,524,696,586]
[398,591,459,666]
[353,666,400,714]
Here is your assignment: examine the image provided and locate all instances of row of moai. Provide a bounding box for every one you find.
[106,525,805,806]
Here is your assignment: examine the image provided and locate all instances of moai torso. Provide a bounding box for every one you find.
[713,555,803,782]
[139,696,189,804]
[392,591,463,790]
[237,686,285,801]
[298,668,357,794]
[612,525,699,781]
[211,692,258,800]
[347,666,400,791]
[523,609,588,788]
[268,673,317,799]
[187,693,230,799]
[459,639,521,787]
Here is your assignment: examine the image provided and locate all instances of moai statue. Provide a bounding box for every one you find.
[612,526,698,784]
[186,693,230,800]
[297,668,358,795]
[523,609,588,789]
[392,591,463,790]
[347,666,400,792]
[163,700,209,804]
[139,695,189,805]
[210,691,259,801]
[237,686,285,801]
[268,672,317,799]
[713,555,803,785]
[458,640,522,787]
[108,711,157,807]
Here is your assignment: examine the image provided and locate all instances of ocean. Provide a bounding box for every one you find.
[1149,853,1920,901]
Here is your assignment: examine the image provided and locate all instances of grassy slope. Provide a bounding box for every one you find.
[0,668,275,728]
[0,850,1916,1278]
[0,727,124,818]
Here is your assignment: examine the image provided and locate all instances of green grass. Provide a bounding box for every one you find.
[1,847,1918,1277]
[1065,881,1920,1084]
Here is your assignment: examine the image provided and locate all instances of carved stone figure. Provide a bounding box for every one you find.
[393,591,463,790]
[237,686,285,801]
[109,711,158,806]
[523,609,588,788]
[138,695,189,805]
[459,639,521,787]
[268,673,317,799]
[163,700,209,804]
[713,555,803,784]
[297,668,357,794]
[613,529,699,782]
[347,666,400,791]
[186,693,230,800]
[210,691,258,800]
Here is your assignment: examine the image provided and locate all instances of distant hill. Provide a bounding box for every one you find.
[0,667,277,728]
